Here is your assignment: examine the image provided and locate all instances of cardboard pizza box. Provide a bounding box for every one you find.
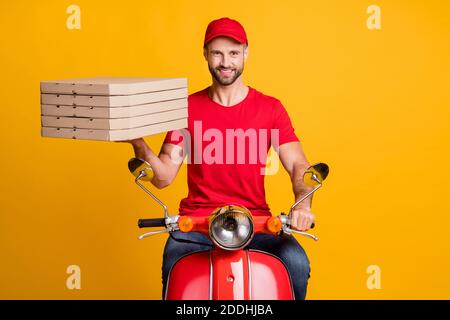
[40,77,187,96]
[41,108,188,130]
[40,77,189,140]
[40,98,187,118]
[41,118,187,141]
[41,87,187,107]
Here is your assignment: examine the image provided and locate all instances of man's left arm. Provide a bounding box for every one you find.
[277,141,315,231]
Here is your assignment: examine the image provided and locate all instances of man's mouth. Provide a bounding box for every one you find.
[218,69,234,77]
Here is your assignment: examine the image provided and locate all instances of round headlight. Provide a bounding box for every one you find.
[209,205,254,250]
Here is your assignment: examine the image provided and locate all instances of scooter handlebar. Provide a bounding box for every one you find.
[136,215,314,232]
[138,218,166,228]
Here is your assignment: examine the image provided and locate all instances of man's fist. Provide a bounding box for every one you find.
[291,208,315,231]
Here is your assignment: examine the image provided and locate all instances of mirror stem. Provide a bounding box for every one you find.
[135,172,169,218]
[289,183,322,217]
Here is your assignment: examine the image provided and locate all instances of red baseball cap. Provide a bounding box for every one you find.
[204,17,248,46]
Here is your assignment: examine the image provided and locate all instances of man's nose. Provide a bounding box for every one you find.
[221,55,232,68]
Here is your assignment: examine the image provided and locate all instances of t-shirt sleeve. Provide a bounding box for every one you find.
[271,100,300,148]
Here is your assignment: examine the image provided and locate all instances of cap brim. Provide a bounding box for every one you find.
[204,33,247,45]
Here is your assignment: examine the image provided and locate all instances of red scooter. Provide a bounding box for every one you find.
[128,158,329,300]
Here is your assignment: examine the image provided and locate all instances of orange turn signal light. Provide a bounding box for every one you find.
[178,216,193,232]
[267,216,282,234]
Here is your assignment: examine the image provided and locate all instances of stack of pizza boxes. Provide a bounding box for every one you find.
[40,77,188,141]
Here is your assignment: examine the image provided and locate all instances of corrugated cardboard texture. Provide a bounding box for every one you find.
[41,108,188,130]
[41,118,187,141]
[41,87,188,107]
[40,98,187,118]
[40,77,187,95]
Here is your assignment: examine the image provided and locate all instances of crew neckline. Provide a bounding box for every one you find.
[206,86,253,108]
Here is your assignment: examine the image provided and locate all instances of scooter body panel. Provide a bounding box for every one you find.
[165,251,211,300]
[165,248,294,300]
[248,250,295,300]
[211,248,250,300]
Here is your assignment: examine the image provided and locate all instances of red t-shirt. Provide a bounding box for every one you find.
[164,86,299,217]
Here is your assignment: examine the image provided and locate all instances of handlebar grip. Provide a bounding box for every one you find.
[138,218,166,228]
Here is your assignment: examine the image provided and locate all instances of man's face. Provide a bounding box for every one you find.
[204,37,248,86]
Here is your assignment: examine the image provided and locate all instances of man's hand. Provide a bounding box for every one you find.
[290,207,315,231]
[116,137,151,160]
[116,135,185,189]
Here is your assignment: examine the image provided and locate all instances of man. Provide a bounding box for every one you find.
[127,17,315,299]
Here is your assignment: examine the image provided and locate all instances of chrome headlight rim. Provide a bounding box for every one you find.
[209,205,254,251]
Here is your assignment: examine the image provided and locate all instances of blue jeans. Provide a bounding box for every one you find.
[162,231,311,300]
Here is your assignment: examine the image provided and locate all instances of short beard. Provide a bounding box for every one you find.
[208,64,244,86]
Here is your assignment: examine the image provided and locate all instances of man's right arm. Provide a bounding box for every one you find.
[128,138,185,189]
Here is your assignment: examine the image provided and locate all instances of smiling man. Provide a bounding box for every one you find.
[127,17,315,299]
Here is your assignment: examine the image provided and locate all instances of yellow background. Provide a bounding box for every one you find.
[0,0,449,299]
